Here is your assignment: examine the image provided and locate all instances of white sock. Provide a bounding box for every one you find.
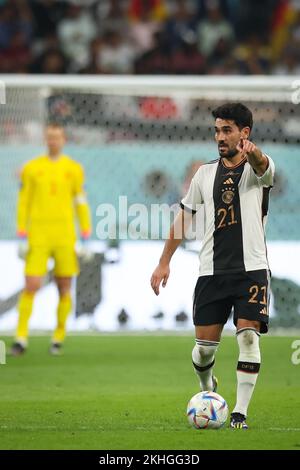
[192,339,219,391]
[233,328,261,417]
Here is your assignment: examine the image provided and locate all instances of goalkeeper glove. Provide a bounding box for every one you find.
[17,232,28,260]
[76,233,94,263]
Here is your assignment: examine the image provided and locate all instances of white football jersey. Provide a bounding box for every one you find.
[181,156,275,276]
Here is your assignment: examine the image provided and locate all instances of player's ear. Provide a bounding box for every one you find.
[241,127,250,140]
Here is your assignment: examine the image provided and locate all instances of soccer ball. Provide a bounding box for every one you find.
[187,391,229,430]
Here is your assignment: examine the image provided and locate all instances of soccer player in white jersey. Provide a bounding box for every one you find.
[151,103,275,429]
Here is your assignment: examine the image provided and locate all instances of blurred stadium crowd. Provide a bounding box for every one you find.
[1,0,300,75]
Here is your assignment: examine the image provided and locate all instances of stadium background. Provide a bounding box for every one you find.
[0,0,300,334]
[0,0,300,454]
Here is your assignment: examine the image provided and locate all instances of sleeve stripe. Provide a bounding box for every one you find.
[180,202,197,214]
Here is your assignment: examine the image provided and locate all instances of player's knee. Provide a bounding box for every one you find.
[58,288,71,298]
[237,329,259,349]
[242,329,254,346]
[192,342,218,366]
[25,278,42,293]
[236,328,261,362]
[192,345,202,365]
[199,345,212,361]
[56,280,71,297]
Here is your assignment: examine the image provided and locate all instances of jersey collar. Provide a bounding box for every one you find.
[221,156,247,169]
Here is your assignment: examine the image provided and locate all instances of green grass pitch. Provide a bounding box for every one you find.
[0,335,300,450]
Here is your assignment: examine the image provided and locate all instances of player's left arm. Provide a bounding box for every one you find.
[73,164,92,239]
[237,139,268,177]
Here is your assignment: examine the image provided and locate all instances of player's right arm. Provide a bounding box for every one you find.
[16,163,33,259]
[150,208,194,295]
[151,172,203,296]
[16,163,33,239]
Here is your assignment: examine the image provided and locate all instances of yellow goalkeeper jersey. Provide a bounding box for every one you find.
[17,154,92,245]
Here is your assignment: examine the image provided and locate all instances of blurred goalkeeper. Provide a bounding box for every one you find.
[11,124,92,356]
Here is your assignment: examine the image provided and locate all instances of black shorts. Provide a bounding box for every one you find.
[193,270,271,334]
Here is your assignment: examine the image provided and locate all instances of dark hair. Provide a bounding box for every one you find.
[212,103,253,131]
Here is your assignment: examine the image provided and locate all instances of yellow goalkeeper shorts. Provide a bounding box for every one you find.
[25,244,79,277]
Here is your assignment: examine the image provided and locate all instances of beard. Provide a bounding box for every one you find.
[218,146,239,159]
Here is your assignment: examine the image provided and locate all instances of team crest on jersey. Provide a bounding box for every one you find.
[222,189,235,204]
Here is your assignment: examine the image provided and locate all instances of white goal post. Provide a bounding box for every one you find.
[0,74,299,100]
